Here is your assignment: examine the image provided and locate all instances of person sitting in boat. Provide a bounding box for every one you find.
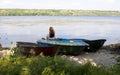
[46,26,55,40]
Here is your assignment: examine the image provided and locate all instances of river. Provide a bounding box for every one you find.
[0,16,120,47]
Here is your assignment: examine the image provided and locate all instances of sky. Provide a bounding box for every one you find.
[0,0,120,10]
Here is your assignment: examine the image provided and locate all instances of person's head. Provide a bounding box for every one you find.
[49,26,54,31]
[49,26,55,33]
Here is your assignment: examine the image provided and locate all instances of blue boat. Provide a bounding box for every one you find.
[37,38,89,55]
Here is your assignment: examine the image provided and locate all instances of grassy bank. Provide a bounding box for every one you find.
[0,54,112,75]
[0,9,120,16]
[0,48,120,75]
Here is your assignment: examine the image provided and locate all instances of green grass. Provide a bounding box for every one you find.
[0,9,120,16]
[0,48,120,75]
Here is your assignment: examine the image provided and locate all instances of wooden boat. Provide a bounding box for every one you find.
[70,39,106,52]
[16,42,59,56]
[37,39,88,55]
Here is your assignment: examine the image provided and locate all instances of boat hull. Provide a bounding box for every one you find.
[58,45,86,55]
[17,42,59,56]
[37,39,88,55]
[70,39,106,52]
[83,39,106,52]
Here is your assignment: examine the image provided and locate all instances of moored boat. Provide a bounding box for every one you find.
[83,39,106,52]
[70,39,106,52]
[16,42,59,56]
[37,39,89,55]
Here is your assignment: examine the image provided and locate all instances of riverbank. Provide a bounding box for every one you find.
[66,43,120,66]
[0,43,120,66]
[0,9,120,16]
[65,49,118,66]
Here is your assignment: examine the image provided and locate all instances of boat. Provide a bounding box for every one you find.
[70,39,106,52]
[37,39,89,55]
[83,39,106,52]
[16,42,59,56]
[16,38,106,56]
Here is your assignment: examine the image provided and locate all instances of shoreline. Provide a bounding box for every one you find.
[0,9,120,16]
[63,43,120,66]
[0,42,120,66]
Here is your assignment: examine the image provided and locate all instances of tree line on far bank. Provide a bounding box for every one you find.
[0,9,120,16]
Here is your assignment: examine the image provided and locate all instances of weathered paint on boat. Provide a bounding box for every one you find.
[37,39,88,55]
[37,39,88,46]
[17,42,59,56]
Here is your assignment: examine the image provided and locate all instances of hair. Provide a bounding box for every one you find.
[49,27,55,34]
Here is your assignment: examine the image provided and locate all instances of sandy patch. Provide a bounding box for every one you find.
[0,49,14,57]
[64,49,118,66]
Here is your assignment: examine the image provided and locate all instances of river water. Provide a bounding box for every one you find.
[0,16,120,47]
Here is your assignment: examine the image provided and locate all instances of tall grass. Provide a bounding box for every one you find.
[0,9,120,16]
[0,55,111,75]
[0,48,120,75]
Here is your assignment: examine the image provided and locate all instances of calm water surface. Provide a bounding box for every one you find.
[0,16,120,47]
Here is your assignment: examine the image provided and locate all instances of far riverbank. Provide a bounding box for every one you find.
[0,9,120,16]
